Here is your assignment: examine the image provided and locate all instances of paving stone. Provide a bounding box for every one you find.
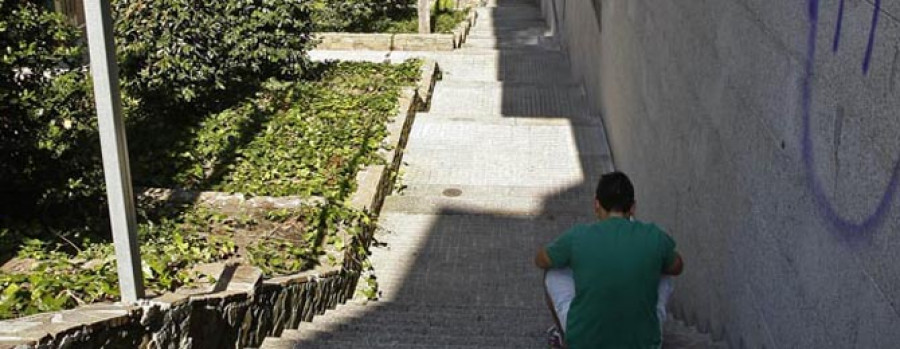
[428,81,591,117]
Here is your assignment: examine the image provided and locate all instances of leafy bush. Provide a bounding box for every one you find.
[0,0,91,218]
[112,0,314,103]
[311,0,415,32]
[311,0,467,34]
[384,8,467,34]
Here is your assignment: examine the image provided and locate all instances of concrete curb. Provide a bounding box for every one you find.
[313,8,478,51]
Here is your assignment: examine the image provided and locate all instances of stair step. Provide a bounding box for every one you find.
[464,34,555,42]
[261,336,512,349]
[463,37,559,50]
[438,59,577,86]
[469,26,550,36]
[471,18,547,28]
[278,328,545,348]
[475,6,544,16]
[396,183,595,199]
[414,112,604,126]
[407,117,608,150]
[435,79,578,88]
[428,81,591,117]
[382,194,594,216]
[483,0,540,7]
[327,303,549,317]
[293,314,546,338]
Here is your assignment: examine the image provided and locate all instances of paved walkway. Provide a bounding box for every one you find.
[262,0,724,347]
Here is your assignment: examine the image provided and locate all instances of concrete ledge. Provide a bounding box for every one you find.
[138,188,326,215]
[313,7,478,51]
[346,59,436,272]
[392,33,456,51]
[349,58,437,214]
[416,59,440,109]
[315,32,456,51]
[0,267,356,349]
[315,33,395,51]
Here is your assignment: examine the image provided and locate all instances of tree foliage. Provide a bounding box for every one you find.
[112,0,314,104]
[310,0,415,32]
[0,0,90,220]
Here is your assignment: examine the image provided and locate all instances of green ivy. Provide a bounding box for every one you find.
[0,207,237,320]
[214,60,422,199]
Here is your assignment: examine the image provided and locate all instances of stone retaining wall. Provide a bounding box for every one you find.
[314,8,477,51]
[0,59,439,349]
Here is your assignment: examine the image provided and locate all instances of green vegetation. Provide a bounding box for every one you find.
[112,0,313,103]
[311,0,415,32]
[0,59,422,320]
[0,0,316,258]
[217,61,421,198]
[0,207,235,318]
[311,0,468,34]
[0,0,423,320]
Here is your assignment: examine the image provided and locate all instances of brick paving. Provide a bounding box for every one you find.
[262,0,725,347]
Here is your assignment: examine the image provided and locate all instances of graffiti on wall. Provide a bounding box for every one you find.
[802,0,899,233]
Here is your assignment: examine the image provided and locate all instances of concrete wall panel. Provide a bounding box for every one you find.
[542,0,900,346]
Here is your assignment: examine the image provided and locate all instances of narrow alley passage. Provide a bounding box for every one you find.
[262,0,723,347]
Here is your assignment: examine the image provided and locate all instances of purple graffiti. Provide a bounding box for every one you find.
[803,0,899,233]
[863,0,881,74]
[832,0,844,53]
[831,0,881,72]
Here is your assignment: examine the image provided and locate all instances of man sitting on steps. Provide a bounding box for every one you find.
[535,171,684,348]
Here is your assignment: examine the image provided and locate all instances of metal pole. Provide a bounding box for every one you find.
[82,0,145,302]
[418,0,431,34]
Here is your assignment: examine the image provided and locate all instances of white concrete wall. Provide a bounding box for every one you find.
[542,0,900,347]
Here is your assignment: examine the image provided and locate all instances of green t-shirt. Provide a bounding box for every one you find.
[546,217,676,349]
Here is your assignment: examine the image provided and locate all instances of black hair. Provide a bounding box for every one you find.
[595,171,635,213]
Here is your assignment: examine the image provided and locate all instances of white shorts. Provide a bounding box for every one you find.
[545,268,674,334]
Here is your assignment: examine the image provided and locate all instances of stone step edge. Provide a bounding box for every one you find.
[434,78,580,88]
[260,336,511,349]
[381,195,595,217]
[276,328,544,345]
[393,183,595,198]
[413,112,605,126]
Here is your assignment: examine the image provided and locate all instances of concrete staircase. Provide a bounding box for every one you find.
[262,0,726,347]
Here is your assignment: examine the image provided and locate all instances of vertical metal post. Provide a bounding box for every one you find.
[418,0,431,34]
[83,0,145,302]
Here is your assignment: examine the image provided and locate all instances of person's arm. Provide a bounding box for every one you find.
[535,227,576,270]
[659,229,684,276]
[534,248,553,269]
[663,251,684,275]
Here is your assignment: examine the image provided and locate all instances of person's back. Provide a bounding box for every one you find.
[535,172,683,349]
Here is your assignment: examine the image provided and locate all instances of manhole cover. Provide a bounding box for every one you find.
[442,188,463,197]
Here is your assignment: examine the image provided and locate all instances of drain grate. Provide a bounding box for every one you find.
[442,188,463,197]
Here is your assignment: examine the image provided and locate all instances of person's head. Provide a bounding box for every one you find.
[594,171,635,219]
